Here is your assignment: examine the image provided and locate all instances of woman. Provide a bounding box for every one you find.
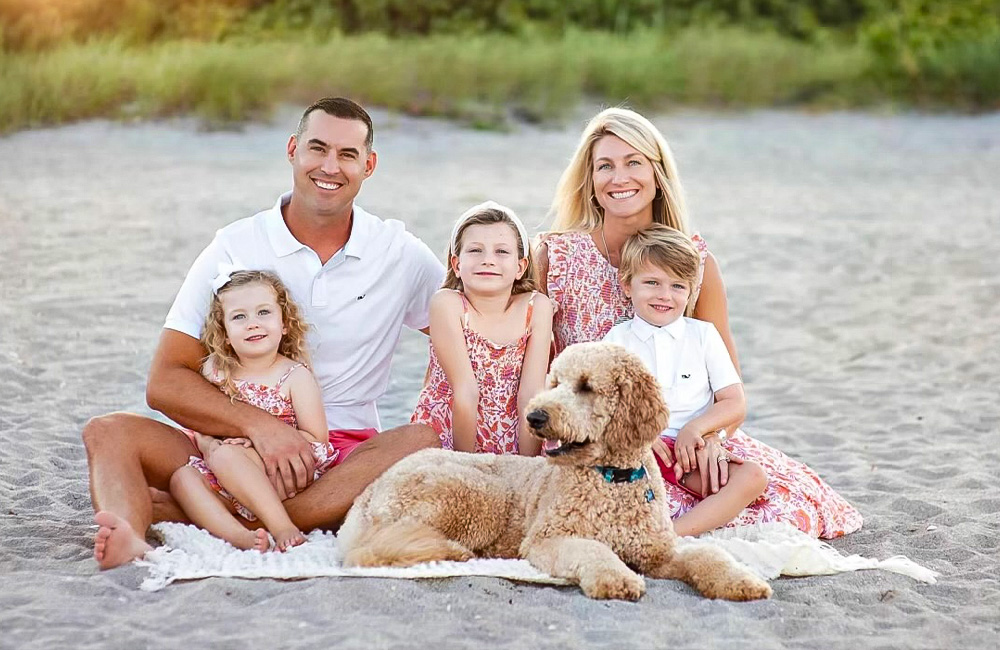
[535,108,862,539]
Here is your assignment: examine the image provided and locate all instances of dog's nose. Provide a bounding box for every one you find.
[526,410,549,430]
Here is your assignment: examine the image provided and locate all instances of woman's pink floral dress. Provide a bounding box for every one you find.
[542,231,863,539]
[184,363,339,521]
[412,292,537,455]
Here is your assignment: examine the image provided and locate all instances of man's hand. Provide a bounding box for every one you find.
[245,420,316,499]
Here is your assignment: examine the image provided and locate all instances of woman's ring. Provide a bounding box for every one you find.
[717,455,729,464]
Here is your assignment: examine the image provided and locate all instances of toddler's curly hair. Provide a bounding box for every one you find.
[202,270,310,399]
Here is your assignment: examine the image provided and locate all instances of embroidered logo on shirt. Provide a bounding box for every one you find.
[681,374,691,379]
[357,294,366,301]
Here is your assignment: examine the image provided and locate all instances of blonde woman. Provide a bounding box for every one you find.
[537,107,735,369]
[536,111,862,540]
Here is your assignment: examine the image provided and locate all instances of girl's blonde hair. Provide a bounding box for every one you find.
[619,224,701,317]
[202,270,311,398]
[443,206,538,295]
[548,107,690,235]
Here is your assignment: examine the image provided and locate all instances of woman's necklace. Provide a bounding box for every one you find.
[600,226,614,265]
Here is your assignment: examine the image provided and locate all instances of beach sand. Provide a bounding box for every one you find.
[1,107,998,649]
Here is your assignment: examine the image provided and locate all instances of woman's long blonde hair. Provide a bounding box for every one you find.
[202,270,311,399]
[548,107,690,235]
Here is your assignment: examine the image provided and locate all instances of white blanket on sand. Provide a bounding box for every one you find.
[138,522,938,592]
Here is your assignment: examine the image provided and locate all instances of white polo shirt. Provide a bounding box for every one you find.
[164,192,445,430]
[603,315,741,437]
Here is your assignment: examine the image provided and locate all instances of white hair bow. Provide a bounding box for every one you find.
[450,201,530,259]
[211,262,245,295]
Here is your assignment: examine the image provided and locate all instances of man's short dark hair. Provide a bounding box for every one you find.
[296,97,374,150]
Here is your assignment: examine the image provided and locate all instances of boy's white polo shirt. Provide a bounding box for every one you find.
[603,315,741,436]
[164,192,445,430]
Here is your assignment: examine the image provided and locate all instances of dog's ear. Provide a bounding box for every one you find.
[610,349,669,447]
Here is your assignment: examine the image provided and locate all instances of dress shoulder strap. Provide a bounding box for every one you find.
[523,291,537,332]
[275,363,306,390]
[458,291,471,328]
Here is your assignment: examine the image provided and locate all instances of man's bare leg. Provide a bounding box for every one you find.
[82,412,193,569]
[283,423,439,532]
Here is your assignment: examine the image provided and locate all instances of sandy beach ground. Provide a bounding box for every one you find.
[1,106,998,649]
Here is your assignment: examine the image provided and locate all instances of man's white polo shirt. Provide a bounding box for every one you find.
[164,192,445,430]
[603,315,741,437]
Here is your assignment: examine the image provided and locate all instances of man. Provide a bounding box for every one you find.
[84,97,444,569]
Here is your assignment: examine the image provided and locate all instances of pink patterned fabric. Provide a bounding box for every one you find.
[543,231,708,354]
[653,431,863,538]
[542,231,863,539]
[184,364,339,521]
[411,292,536,455]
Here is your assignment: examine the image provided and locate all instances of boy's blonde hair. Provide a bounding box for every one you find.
[548,107,690,235]
[443,206,538,295]
[620,224,701,316]
[202,270,311,398]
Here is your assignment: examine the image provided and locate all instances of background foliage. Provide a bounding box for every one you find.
[1,0,997,132]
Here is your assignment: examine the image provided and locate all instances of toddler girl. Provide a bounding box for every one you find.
[170,269,337,551]
[412,202,553,455]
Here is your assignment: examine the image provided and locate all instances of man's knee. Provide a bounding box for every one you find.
[81,412,135,453]
[402,423,441,452]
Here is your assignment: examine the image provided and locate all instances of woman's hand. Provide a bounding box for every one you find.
[221,437,253,447]
[695,433,743,495]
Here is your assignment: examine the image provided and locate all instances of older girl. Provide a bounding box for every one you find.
[412,202,552,455]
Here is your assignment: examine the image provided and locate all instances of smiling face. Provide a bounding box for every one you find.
[287,111,376,220]
[219,283,287,363]
[623,261,691,327]
[591,135,658,226]
[451,222,528,296]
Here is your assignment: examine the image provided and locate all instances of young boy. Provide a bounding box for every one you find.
[603,224,767,537]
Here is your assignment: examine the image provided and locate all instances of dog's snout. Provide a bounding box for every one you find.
[526,409,549,430]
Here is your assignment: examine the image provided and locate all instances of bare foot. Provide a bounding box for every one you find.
[93,511,153,569]
[229,528,271,552]
[149,488,191,524]
[272,528,306,552]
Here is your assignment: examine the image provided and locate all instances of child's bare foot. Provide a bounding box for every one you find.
[148,487,191,524]
[272,528,306,552]
[227,527,271,552]
[246,528,272,552]
[93,511,152,569]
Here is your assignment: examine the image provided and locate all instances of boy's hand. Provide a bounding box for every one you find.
[652,438,684,482]
[674,427,705,474]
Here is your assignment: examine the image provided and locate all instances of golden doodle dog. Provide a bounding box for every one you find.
[338,342,771,601]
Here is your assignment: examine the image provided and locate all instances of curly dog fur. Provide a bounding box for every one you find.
[338,342,771,601]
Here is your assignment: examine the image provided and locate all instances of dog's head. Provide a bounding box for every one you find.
[525,342,669,466]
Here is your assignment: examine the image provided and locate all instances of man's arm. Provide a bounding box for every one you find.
[146,329,315,497]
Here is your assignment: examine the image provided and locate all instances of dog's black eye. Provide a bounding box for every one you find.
[577,377,592,393]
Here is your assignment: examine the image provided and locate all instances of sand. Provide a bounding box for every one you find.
[1,106,998,649]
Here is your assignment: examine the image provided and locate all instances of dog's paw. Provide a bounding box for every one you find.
[727,574,772,601]
[699,571,772,601]
[580,569,646,601]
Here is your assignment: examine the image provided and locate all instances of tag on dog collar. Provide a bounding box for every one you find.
[645,488,655,502]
